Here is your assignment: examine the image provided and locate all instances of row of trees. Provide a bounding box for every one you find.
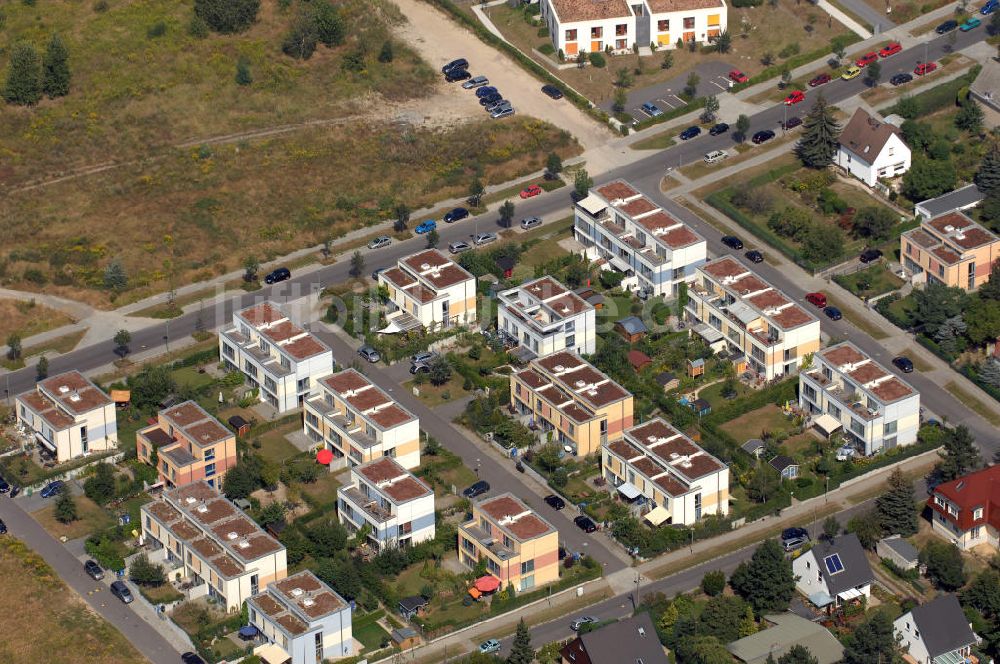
[3,35,70,106]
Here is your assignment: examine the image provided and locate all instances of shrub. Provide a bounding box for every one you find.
[701,570,726,596]
[130,554,167,587]
[778,42,801,58]
[589,52,606,68]
[147,21,167,38]
[194,0,260,34]
[537,27,549,37]
[93,0,109,11]
[539,43,554,55]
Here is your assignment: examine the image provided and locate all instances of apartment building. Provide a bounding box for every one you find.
[901,211,1000,291]
[497,276,596,358]
[602,417,729,526]
[378,249,477,331]
[303,369,420,470]
[458,493,559,593]
[140,481,287,612]
[220,302,334,413]
[540,0,727,57]
[574,180,707,297]
[685,256,820,381]
[509,351,633,457]
[799,342,920,456]
[136,400,237,489]
[927,464,1000,551]
[15,371,117,463]
[337,457,435,551]
[247,570,354,664]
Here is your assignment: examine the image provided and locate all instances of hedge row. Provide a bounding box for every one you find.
[880,65,983,118]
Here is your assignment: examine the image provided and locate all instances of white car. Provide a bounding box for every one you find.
[367,236,391,250]
[448,241,472,254]
[703,150,728,164]
[836,446,856,461]
[474,232,498,245]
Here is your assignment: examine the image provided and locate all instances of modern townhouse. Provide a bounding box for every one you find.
[247,570,354,664]
[540,0,727,57]
[601,417,729,526]
[927,464,1000,551]
[901,210,1000,292]
[302,369,421,470]
[377,249,477,331]
[135,400,237,490]
[685,256,820,381]
[458,493,560,593]
[509,351,633,457]
[336,457,435,551]
[15,370,117,463]
[799,342,919,456]
[140,481,287,612]
[497,276,597,358]
[220,301,334,413]
[573,180,707,298]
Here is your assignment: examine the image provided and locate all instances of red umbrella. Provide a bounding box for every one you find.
[474,575,500,592]
[316,448,333,465]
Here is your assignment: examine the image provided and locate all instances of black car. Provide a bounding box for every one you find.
[574,515,598,533]
[84,559,105,581]
[893,356,914,373]
[824,306,843,321]
[371,267,386,282]
[541,84,564,99]
[0,476,9,493]
[110,580,134,604]
[745,249,764,263]
[0,519,6,534]
[462,481,490,498]
[442,58,469,74]
[9,484,20,498]
[264,267,291,284]
[859,248,883,263]
[544,494,566,510]
[752,129,776,144]
[181,654,207,664]
[480,94,503,106]
[444,207,469,223]
[679,126,701,140]
[890,73,913,86]
[445,68,472,83]
[781,116,802,130]
[409,363,430,375]
[721,235,744,250]
[475,86,498,99]
[935,19,959,33]
[709,123,729,136]
[781,526,809,542]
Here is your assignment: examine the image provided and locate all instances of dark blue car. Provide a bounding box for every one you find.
[679,126,701,140]
[444,207,469,223]
[415,220,437,234]
[40,480,64,498]
[475,86,498,99]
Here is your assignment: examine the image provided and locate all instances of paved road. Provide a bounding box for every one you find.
[0,496,183,664]
[837,0,897,33]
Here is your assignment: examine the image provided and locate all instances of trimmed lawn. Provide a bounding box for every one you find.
[256,421,303,465]
[34,494,115,541]
[407,375,467,407]
[297,471,343,508]
[834,264,905,299]
[698,381,753,411]
[170,365,216,391]
[355,621,392,651]
[630,131,677,150]
[719,404,797,440]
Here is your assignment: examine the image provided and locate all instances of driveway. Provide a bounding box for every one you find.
[599,60,739,124]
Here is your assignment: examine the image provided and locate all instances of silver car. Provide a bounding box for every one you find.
[474,232,497,246]
[448,241,472,254]
[463,75,489,89]
[358,345,380,363]
[520,216,542,230]
[367,235,391,250]
[490,107,515,119]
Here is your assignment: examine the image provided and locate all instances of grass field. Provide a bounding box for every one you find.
[0,299,74,341]
[719,404,797,441]
[945,381,1000,426]
[0,538,145,664]
[34,494,116,541]
[834,263,905,299]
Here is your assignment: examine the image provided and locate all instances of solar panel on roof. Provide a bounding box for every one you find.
[824,553,844,574]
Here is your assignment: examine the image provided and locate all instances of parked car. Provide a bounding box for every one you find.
[805,292,827,308]
[358,345,380,363]
[836,446,856,461]
[570,616,599,631]
[409,363,430,375]
[781,116,802,130]
[491,107,515,119]
[0,477,9,494]
[445,68,471,83]
[110,580,134,604]
[479,640,502,654]
[487,99,511,113]
[703,149,728,164]
[709,122,729,136]
[462,481,490,498]
[520,216,542,230]
[783,90,805,105]
[367,236,391,250]
[479,93,503,106]
[414,220,437,234]
[860,248,883,263]
[721,235,744,250]
[729,69,749,84]
[412,351,435,364]
[520,184,542,199]
[960,16,982,30]
[679,126,701,140]
[890,73,913,86]
[824,306,843,321]
[781,526,809,542]
[982,0,999,14]
[752,129,775,144]
[474,232,497,246]
[892,356,915,373]
[463,75,489,89]
[371,267,386,282]
[935,19,959,33]
[574,515,597,533]
[641,102,663,118]
[40,481,64,498]
[444,207,469,223]
[808,73,831,87]
[855,52,878,67]
[745,249,764,263]
[544,494,566,510]
[181,653,208,664]
[914,62,938,76]
[84,560,105,581]
[448,241,472,254]
[475,86,498,99]
[841,65,862,80]
[263,267,291,284]
[879,42,902,57]
[782,536,808,552]
[0,519,6,534]
[9,484,20,498]
[541,84,564,99]
[441,58,469,74]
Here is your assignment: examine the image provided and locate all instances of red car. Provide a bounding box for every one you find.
[808,73,831,87]
[729,69,749,84]
[879,42,902,57]
[914,62,938,76]
[855,52,878,67]
[805,292,827,308]
[519,184,542,199]
[784,90,805,105]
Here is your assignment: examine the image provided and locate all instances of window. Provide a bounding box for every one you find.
[566,334,576,349]
[590,26,602,38]
[883,420,897,435]
[564,319,575,333]
[828,404,841,419]
[223,343,235,359]
[974,507,984,520]
[521,559,535,574]
[315,632,323,661]
[969,262,976,290]
[971,526,982,539]
[683,16,695,29]
[205,463,216,477]
[657,19,669,31]
[804,384,817,401]
[297,377,310,393]
[519,575,535,591]
[824,553,844,574]
[80,426,89,453]
[615,23,627,36]
[204,448,216,461]
[503,534,513,548]
[250,573,259,595]
[850,420,864,436]
[565,28,577,41]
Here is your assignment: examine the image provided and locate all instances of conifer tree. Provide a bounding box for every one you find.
[42,34,70,98]
[795,93,840,168]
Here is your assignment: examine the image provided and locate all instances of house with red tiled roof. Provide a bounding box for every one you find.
[377,249,477,332]
[928,464,1000,551]
[835,108,911,187]
[901,210,1000,292]
[336,457,434,551]
[220,301,334,413]
[573,180,706,298]
[136,400,237,490]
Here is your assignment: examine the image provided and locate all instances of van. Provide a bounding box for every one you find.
[520,216,542,230]
[703,150,727,164]
[805,292,827,308]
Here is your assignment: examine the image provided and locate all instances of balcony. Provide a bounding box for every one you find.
[341,486,393,523]
[327,413,378,448]
[460,523,516,562]
[823,386,881,421]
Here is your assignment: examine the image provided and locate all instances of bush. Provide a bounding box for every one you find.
[194,0,260,34]
[731,0,763,6]
[701,570,726,596]
[589,52,606,68]
[778,42,801,59]
[539,43,555,55]
[147,21,167,38]
[130,554,167,587]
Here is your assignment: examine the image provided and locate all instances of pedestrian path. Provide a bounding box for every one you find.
[817,0,874,39]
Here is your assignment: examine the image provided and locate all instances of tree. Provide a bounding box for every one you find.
[921,540,967,591]
[963,569,1000,619]
[468,178,485,207]
[6,333,22,361]
[614,66,633,88]
[41,34,70,99]
[729,539,796,614]
[3,42,41,106]
[194,0,261,34]
[800,224,843,264]
[833,42,847,63]
[938,425,982,482]
[428,355,452,386]
[675,281,689,319]
[854,206,895,241]
[127,365,176,410]
[965,299,1000,346]
[349,251,365,279]
[746,464,781,503]
[822,515,840,541]
[425,229,439,249]
[684,635,733,664]
[612,87,627,113]
[242,255,259,282]
[780,67,792,88]
[258,501,287,527]
[394,203,410,232]
[699,595,749,643]
[661,50,674,69]
[715,30,732,53]
[378,40,394,63]
[499,200,515,228]
[506,618,534,664]
[235,58,253,86]
[738,604,758,637]
[574,169,593,198]
[223,463,258,500]
[864,60,882,87]
[36,355,48,381]
[975,141,1000,196]
[701,569,726,596]
[956,99,984,133]
[978,260,1000,301]
[55,491,78,524]
[735,114,751,142]
[129,554,167,587]
[903,157,958,201]
[876,468,918,536]
[847,509,883,549]
[546,152,563,179]
[913,281,967,336]
[979,357,1000,389]
[104,259,128,291]
[684,71,700,98]
[795,93,840,168]
[701,95,720,123]
[778,644,820,664]
[84,462,117,505]
[114,328,132,359]
[314,0,345,46]
[282,13,319,60]
[842,611,902,664]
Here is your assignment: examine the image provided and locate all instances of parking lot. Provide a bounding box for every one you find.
[599,60,739,125]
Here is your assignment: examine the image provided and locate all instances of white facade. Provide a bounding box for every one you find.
[15,371,117,463]
[337,457,435,551]
[378,249,477,331]
[893,596,978,664]
[793,548,871,605]
[220,301,334,413]
[497,276,596,358]
[835,109,911,187]
[799,342,920,456]
[574,180,707,297]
